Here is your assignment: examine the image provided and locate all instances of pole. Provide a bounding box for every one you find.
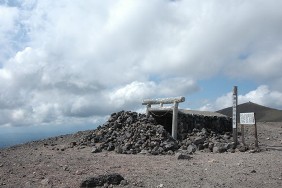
[241,124,245,145]
[146,104,151,117]
[172,102,178,140]
[232,86,238,145]
[254,113,259,148]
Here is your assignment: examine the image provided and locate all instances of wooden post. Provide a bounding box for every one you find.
[232,86,238,145]
[146,104,151,117]
[172,102,178,140]
[241,124,245,146]
[254,113,259,148]
[240,112,259,149]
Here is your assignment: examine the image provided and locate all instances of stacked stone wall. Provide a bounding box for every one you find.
[177,112,232,140]
[152,111,232,140]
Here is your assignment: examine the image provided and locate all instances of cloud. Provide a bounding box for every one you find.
[0,5,19,64]
[199,85,282,111]
[109,79,199,109]
[0,0,282,127]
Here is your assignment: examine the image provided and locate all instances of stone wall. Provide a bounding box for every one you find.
[151,110,232,140]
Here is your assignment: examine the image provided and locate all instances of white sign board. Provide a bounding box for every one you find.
[240,113,255,125]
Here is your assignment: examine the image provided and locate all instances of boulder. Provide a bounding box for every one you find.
[193,137,206,145]
[238,145,249,152]
[80,174,124,187]
[91,146,101,153]
[176,153,192,160]
[213,143,226,153]
[187,144,197,154]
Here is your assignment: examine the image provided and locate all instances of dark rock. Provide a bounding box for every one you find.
[193,137,205,145]
[203,142,209,148]
[126,116,134,124]
[80,173,124,188]
[228,148,235,153]
[167,150,174,155]
[238,145,249,152]
[164,142,178,151]
[40,178,50,186]
[198,144,204,150]
[213,143,226,153]
[208,143,214,151]
[114,146,122,154]
[180,145,187,150]
[187,144,197,154]
[176,153,192,160]
[201,128,208,134]
[120,180,128,186]
[70,142,77,148]
[107,144,115,151]
[223,134,231,140]
[139,149,149,155]
[91,147,101,153]
[228,142,236,150]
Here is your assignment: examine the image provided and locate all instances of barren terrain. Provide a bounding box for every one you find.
[0,122,282,188]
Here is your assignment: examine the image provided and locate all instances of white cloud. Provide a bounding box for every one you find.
[109,79,198,109]
[0,0,282,127]
[0,5,19,63]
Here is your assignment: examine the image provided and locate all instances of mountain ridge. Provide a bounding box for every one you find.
[216,101,282,122]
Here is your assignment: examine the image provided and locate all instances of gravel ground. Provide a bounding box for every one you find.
[0,122,282,188]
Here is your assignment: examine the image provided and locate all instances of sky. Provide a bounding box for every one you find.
[1,0,282,146]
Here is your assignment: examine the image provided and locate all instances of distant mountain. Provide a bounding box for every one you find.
[216,102,282,122]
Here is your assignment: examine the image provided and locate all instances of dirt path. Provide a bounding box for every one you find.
[0,122,282,188]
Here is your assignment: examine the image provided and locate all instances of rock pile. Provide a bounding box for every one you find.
[182,128,236,153]
[77,111,236,155]
[78,111,179,155]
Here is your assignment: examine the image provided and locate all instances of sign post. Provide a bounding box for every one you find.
[240,112,259,148]
[254,113,259,148]
[232,86,238,145]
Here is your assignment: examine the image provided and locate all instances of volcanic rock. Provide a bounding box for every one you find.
[78,111,180,155]
[187,144,197,154]
[80,173,124,187]
[175,153,192,160]
[77,110,235,155]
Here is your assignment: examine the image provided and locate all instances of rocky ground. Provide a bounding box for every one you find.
[0,113,282,188]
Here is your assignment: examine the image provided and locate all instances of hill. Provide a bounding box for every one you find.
[216,102,282,122]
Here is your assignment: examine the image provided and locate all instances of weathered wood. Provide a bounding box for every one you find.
[232,86,238,146]
[146,104,151,117]
[241,124,246,146]
[147,107,173,111]
[254,113,259,148]
[172,102,179,140]
[142,96,185,105]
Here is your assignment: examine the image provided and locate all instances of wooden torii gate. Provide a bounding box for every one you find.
[142,96,185,140]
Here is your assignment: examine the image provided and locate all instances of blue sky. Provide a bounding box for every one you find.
[1,0,282,146]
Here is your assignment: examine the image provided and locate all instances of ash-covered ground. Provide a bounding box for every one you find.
[0,112,282,188]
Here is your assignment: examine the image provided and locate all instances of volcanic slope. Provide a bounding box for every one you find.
[216,102,282,122]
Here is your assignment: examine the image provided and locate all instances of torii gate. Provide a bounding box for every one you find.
[142,96,185,140]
